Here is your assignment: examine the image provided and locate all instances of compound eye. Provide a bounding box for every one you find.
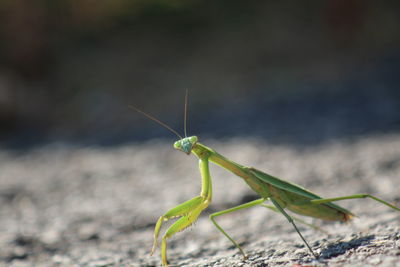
[189,136,198,144]
[173,140,181,150]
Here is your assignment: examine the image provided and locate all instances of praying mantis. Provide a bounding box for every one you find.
[132,93,400,267]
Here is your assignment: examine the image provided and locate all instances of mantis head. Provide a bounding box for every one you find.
[174,136,198,155]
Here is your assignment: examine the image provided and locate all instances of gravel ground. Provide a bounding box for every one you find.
[0,134,399,267]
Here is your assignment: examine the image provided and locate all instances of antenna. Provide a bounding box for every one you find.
[129,105,183,139]
[184,89,188,137]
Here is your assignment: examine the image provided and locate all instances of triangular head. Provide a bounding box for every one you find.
[174,136,198,155]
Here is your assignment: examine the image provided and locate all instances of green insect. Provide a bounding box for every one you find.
[132,94,400,267]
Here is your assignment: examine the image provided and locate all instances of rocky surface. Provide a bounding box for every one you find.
[0,134,399,267]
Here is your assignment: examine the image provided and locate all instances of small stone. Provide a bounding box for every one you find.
[78,224,100,241]
[52,254,71,264]
[368,256,382,265]
[40,230,60,245]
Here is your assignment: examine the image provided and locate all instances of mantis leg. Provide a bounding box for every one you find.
[152,157,212,266]
[151,196,206,266]
[270,198,318,259]
[309,194,400,211]
[261,204,328,234]
[209,198,266,258]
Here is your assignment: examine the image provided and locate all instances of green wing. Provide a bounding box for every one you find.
[249,167,352,215]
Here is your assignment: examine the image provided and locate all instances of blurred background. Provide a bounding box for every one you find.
[1,0,400,148]
[1,2,400,266]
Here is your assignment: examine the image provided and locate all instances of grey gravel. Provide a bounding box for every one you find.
[0,134,399,267]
